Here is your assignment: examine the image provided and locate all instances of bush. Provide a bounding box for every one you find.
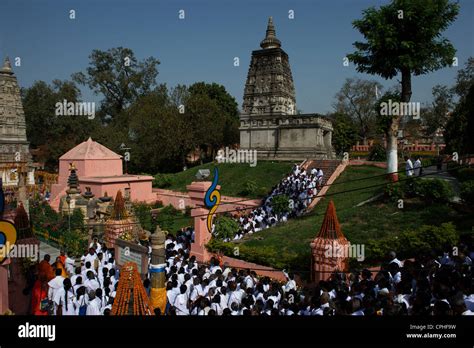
[384,182,404,201]
[213,216,240,240]
[205,238,309,275]
[365,223,458,263]
[239,180,258,196]
[415,178,454,204]
[271,194,290,215]
[153,173,173,188]
[367,143,386,161]
[460,180,474,205]
[455,168,474,182]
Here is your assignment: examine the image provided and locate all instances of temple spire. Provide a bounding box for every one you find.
[260,17,281,49]
[0,57,13,75]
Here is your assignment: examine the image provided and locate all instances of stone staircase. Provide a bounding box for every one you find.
[302,159,342,186]
[301,159,346,211]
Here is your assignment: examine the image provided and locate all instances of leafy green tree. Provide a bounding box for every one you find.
[213,215,240,240]
[22,80,100,171]
[329,112,358,156]
[452,57,474,99]
[189,82,239,119]
[348,0,459,181]
[72,47,160,124]
[271,194,290,215]
[188,82,240,151]
[422,85,454,137]
[445,83,474,154]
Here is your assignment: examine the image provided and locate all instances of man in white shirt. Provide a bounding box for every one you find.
[413,157,422,176]
[282,270,296,293]
[84,248,97,265]
[405,156,414,176]
[48,269,65,302]
[84,271,101,292]
[174,285,189,315]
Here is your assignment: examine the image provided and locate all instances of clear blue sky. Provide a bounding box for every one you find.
[1,0,473,114]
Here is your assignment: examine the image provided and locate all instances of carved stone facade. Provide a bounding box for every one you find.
[0,57,34,186]
[239,18,335,159]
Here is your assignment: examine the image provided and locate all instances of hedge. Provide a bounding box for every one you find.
[364,223,458,263]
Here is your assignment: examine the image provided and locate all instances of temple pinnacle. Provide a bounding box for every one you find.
[260,17,281,49]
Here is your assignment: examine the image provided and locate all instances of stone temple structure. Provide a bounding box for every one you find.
[239,18,335,160]
[0,57,34,187]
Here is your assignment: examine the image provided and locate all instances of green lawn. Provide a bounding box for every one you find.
[237,165,471,269]
[158,161,295,198]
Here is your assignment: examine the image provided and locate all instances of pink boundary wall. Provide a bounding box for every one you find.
[351,140,446,153]
[185,181,286,282]
[154,188,261,213]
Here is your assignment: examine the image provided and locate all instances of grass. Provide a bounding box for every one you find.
[237,165,471,269]
[157,161,295,198]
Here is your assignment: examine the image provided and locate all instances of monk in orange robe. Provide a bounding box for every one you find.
[37,254,54,281]
[30,275,49,315]
[53,256,68,278]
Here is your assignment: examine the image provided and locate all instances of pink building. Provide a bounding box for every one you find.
[50,138,155,210]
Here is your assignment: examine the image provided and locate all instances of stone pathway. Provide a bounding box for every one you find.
[39,241,60,261]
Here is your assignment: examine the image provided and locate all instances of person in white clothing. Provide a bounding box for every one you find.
[48,269,65,302]
[173,285,189,315]
[86,290,102,315]
[413,157,422,176]
[282,270,296,293]
[53,278,76,315]
[405,156,414,176]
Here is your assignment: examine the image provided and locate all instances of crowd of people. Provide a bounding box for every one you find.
[230,164,324,240]
[27,225,473,316]
[30,239,118,316]
[159,233,474,316]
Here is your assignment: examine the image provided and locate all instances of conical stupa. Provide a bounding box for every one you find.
[310,200,349,283]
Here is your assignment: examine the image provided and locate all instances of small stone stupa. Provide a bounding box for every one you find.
[59,163,88,216]
[310,200,349,283]
[104,190,136,248]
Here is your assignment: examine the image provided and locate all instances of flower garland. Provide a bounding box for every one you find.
[111,262,154,315]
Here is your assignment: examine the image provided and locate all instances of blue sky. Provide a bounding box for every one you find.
[1,0,473,114]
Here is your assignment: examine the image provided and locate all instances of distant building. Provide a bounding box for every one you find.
[0,57,34,187]
[239,18,335,160]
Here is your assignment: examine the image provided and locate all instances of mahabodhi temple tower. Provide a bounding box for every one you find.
[0,57,34,187]
[239,17,335,159]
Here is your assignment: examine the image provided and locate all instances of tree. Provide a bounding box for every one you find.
[22,80,100,171]
[422,85,454,137]
[271,194,290,215]
[444,83,474,154]
[127,85,189,173]
[348,0,459,181]
[452,57,474,99]
[72,47,160,124]
[334,78,382,144]
[188,82,240,149]
[329,112,358,156]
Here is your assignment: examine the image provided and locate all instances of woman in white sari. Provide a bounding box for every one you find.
[53,278,76,315]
